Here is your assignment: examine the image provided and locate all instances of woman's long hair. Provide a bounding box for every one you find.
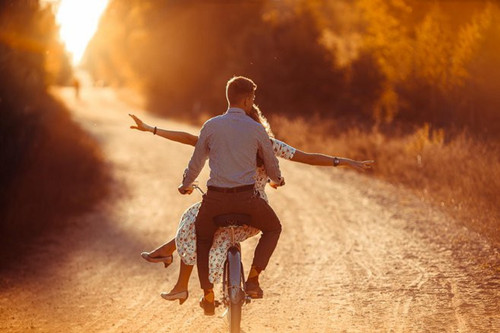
[249,104,274,167]
[249,104,274,138]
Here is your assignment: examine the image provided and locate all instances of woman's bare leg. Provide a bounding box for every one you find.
[168,260,194,293]
[147,238,177,258]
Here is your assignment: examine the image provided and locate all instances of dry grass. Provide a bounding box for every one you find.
[270,114,500,248]
[0,94,110,249]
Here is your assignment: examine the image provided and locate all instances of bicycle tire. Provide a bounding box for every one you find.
[228,301,242,333]
[226,247,244,333]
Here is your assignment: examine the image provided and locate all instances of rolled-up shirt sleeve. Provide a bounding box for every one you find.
[257,128,281,183]
[182,123,210,187]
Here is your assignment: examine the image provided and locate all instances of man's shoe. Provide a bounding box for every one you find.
[199,296,215,316]
[245,280,264,299]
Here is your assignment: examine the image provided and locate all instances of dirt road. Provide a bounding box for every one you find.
[1,86,499,332]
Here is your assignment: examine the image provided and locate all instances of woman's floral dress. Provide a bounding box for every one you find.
[175,138,296,284]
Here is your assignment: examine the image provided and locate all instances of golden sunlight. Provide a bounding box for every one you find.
[47,0,109,65]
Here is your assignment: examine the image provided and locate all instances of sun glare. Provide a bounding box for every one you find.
[49,0,109,66]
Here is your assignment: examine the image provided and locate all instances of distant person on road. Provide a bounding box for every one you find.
[73,77,80,100]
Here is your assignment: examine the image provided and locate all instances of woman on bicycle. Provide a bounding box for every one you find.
[130,105,373,304]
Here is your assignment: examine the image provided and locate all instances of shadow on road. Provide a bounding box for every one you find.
[0,172,148,288]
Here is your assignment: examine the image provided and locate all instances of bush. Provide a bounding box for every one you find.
[0,95,109,238]
[0,1,109,249]
[270,114,500,248]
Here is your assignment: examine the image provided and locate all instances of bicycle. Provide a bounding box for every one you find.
[192,185,252,333]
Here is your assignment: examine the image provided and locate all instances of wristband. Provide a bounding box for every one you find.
[153,126,157,135]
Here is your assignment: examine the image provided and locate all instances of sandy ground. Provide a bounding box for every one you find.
[1,86,499,333]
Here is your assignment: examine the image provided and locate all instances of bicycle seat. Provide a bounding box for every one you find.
[213,213,251,228]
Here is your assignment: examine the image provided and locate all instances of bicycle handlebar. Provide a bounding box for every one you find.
[192,183,206,195]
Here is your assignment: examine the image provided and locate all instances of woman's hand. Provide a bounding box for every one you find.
[347,160,375,172]
[268,177,285,189]
[129,114,153,132]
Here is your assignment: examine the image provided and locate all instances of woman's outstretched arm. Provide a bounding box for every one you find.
[291,149,374,172]
[129,114,198,146]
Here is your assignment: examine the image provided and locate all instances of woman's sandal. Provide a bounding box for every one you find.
[161,290,189,305]
[140,252,173,268]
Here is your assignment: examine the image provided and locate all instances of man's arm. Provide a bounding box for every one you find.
[179,122,210,193]
[256,127,282,184]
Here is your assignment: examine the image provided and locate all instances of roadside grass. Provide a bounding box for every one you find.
[270,115,500,248]
[0,94,110,254]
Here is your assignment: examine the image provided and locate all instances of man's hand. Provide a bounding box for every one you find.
[269,177,285,189]
[178,184,194,195]
[129,114,152,132]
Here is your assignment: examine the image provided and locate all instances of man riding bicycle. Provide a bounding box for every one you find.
[178,76,285,316]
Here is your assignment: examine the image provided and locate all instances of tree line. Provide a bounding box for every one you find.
[0,0,107,243]
[83,0,499,139]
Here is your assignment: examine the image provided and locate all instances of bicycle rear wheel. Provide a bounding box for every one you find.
[228,300,242,333]
[226,247,244,333]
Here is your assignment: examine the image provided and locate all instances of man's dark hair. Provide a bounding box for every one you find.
[226,76,257,104]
